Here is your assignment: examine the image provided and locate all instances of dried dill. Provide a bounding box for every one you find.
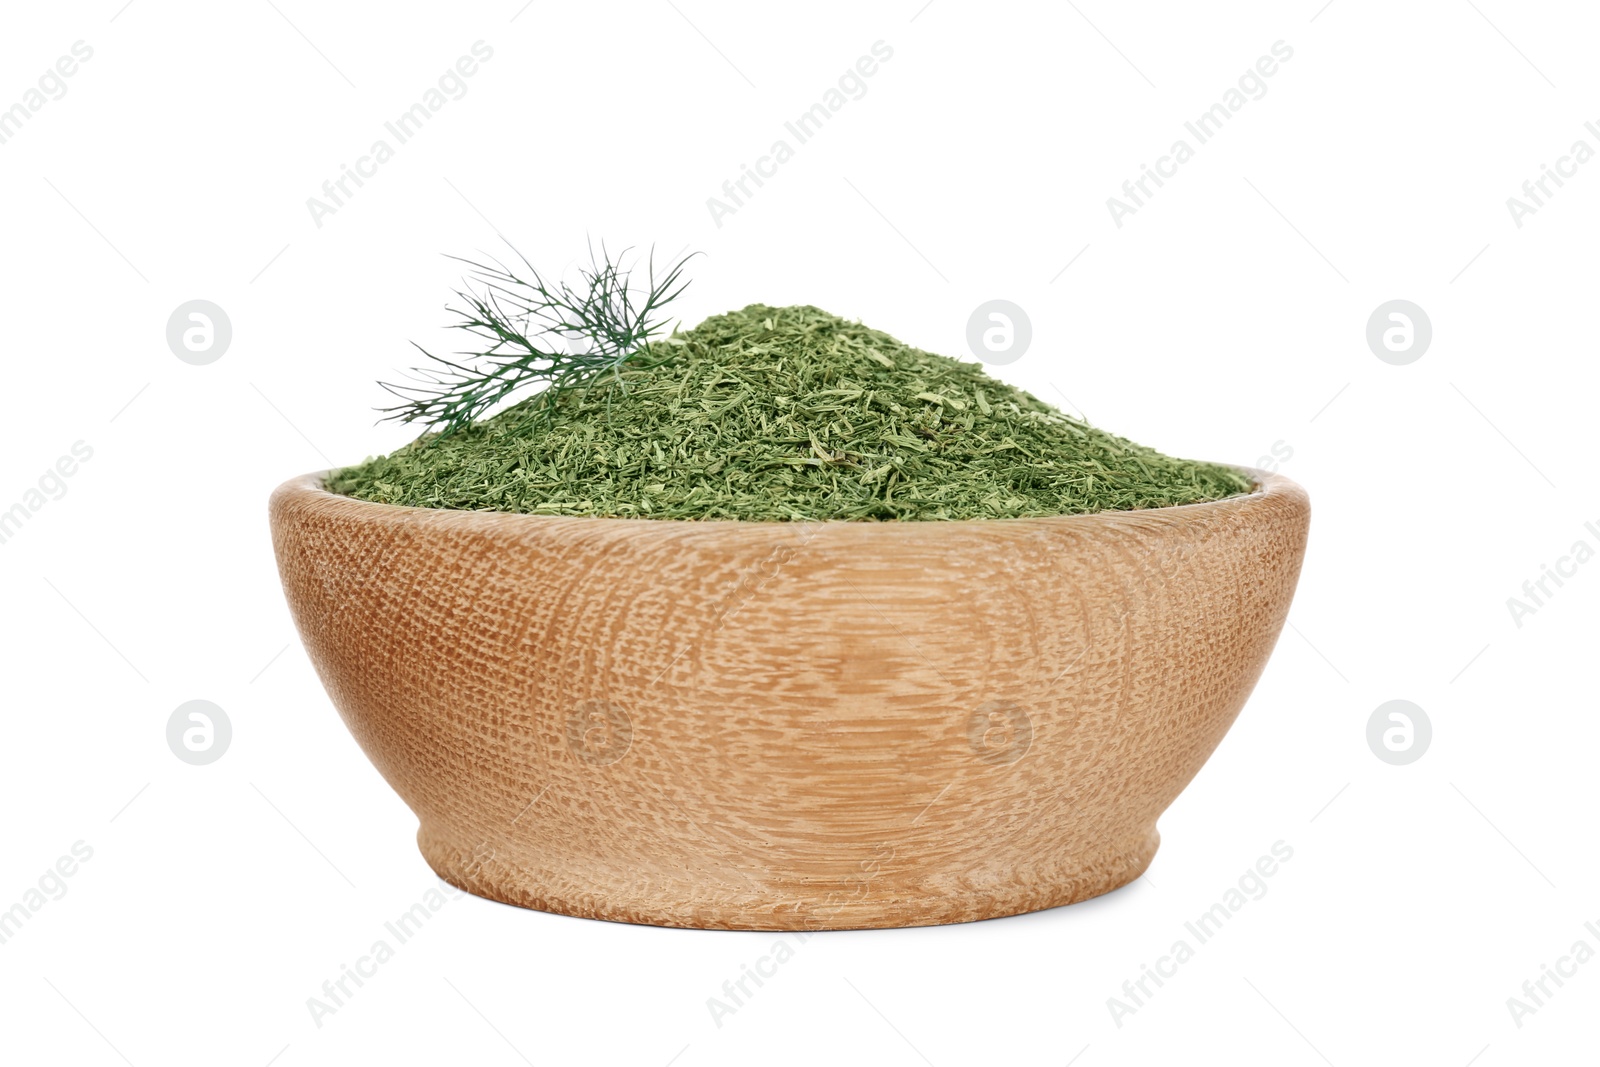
[329,303,1253,521]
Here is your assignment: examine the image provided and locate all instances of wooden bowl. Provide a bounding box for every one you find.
[270,468,1308,930]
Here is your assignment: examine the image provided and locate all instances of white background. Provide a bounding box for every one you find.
[1,1,1596,1064]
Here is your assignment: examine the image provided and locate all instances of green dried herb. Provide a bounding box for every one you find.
[330,303,1252,521]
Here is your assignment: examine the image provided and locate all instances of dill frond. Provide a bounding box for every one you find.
[378,242,696,438]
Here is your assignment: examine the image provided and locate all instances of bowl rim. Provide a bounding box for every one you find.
[274,465,1305,536]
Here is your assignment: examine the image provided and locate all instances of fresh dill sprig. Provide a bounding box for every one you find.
[378,242,696,438]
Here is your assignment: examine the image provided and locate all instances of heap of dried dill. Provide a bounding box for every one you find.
[327,304,1252,521]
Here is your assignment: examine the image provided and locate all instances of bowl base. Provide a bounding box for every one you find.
[417,824,1160,931]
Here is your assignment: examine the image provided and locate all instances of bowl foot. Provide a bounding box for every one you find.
[417,824,1160,931]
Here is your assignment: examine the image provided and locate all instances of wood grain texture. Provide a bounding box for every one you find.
[270,469,1309,930]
